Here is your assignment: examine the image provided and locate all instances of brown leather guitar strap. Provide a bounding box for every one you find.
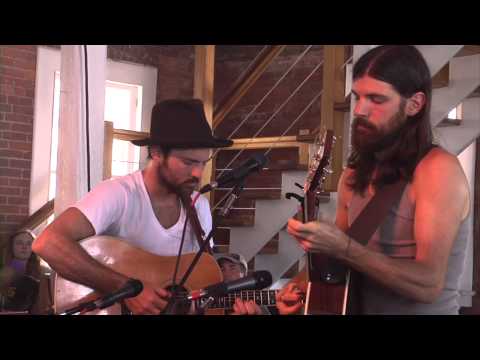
[179,193,212,254]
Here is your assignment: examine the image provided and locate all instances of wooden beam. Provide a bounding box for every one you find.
[455,45,480,57]
[17,199,54,232]
[103,121,114,180]
[213,45,286,129]
[194,45,216,202]
[432,63,449,89]
[321,45,347,192]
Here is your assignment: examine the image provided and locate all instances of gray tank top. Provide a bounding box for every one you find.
[348,183,469,315]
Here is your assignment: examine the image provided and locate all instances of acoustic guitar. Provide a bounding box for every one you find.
[54,236,223,315]
[54,236,278,315]
[299,129,352,315]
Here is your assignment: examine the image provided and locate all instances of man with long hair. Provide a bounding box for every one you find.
[287,46,471,314]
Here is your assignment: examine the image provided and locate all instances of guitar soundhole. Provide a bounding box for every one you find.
[163,284,191,315]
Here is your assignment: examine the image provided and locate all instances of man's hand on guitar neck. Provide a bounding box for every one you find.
[287,218,351,258]
[124,285,171,315]
[231,298,264,315]
[275,283,304,315]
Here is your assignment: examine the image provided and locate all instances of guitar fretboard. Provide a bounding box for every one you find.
[196,290,279,310]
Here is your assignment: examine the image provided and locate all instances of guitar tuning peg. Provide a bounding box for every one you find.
[324,168,333,174]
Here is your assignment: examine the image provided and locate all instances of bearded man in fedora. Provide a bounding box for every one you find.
[32,99,235,315]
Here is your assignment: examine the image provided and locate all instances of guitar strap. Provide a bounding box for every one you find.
[179,193,212,254]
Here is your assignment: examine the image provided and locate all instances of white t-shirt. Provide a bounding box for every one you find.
[73,170,212,256]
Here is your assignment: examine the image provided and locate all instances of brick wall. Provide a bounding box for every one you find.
[0,45,37,245]
[107,45,195,102]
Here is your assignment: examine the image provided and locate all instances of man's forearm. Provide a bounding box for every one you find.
[34,233,128,294]
[337,238,442,303]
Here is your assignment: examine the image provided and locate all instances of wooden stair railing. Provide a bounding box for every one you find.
[17,199,54,232]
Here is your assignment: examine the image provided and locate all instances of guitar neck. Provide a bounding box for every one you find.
[197,289,279,310]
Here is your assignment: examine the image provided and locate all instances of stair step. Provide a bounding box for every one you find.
[213,168,282,187]
[214,209,255,227]
[216,147,303,171]
[214,188,281,203]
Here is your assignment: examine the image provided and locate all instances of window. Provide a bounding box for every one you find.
[47,78,143,201]
[105,81,143,178]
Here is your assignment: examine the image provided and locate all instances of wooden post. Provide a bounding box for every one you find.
[320,46,346,192]
[194,45,216,202]
[103,121,113,180]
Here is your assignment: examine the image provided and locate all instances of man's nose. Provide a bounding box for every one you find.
[353,98,369,118]
[191,163,205,178]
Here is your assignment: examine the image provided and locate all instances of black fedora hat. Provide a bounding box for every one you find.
[131,99,233,148]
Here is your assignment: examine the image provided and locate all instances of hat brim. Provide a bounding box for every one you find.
[131,137,233,148]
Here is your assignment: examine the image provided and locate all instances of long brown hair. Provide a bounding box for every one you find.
[2,229,41,280]
[347,45,434,194]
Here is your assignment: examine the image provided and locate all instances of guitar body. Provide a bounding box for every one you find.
[54,236,223,315]
[298,129,355,315]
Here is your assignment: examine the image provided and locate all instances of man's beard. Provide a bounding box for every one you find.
[157,167,199,196]
[351,109,407,155]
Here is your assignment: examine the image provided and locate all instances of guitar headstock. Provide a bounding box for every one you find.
[303,129,335,198]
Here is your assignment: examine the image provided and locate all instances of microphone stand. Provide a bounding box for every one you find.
[163,179,246,315]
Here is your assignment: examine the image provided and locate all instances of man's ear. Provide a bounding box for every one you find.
[405,92,426,116]
[150,147,165,164]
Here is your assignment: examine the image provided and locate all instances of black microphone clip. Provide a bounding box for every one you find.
[199,153,267,194]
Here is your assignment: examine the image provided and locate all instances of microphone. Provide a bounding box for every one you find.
[218,181,244,217]
[93,278,143,309]
[186,270,272,301]
[199,153,267,194]
[61,278,143,314]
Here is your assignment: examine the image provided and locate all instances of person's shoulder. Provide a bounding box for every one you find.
[97,171,141,193]
[416,147,462,176]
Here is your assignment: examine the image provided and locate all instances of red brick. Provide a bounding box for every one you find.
[9,141,31,151]
[0,103,12,112]
[7,215,27,223]
[0,140,7,148]
[0,121,11,130]
[9,159,30,169]
[0,168,22,177]
[0,186,20,195]
[0,84,15,95]
[13,104,33,116]
[3,131,27,141]
[0,66,26,79]
[8,96,33,106]
[8,178,29,187]
[0,196,6,204]
[0,77,15,85]
[13,79,34,90]
[22,169,30,179]
[11,123,32,133]
[0,158,8,167]
[0,178,8,185]
[7,196,29,205]
[6,113,32,123]
[0,205,20,213]
[0,94,6,104]
[14,87,27,96]
[1,47,36,62]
